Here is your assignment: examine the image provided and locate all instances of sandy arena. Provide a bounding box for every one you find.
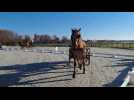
[0,47,134,87]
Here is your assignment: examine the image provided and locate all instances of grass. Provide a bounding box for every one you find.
[92,43,134,49]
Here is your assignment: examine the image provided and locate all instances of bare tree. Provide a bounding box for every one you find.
[0,29,20,45]
[52,35,60,43]
[61,36,70,43]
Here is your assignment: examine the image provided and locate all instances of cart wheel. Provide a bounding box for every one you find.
[85,57,90,65]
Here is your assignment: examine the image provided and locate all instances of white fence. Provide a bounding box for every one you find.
[120,68,134,87]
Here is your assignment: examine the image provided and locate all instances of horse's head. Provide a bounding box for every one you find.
[71,28,81,39]
[71,28,83,49]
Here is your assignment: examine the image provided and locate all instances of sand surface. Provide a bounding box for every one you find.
[0,47,134,87]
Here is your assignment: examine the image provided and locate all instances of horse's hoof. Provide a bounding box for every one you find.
[79,67,82,70]
[73,74,75,78]
[79,65,82,70]
[83,71,85,74]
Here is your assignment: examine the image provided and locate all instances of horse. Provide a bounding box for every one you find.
[19,39,33,49]
[69,28,82,64]
[26,40,33,48]
[69,28,87,78]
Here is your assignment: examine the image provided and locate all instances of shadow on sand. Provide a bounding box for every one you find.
[0,61,74,87]
[103,58,134,87]
[94,52,134,58]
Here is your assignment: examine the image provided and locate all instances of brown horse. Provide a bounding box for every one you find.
[19,39,33,49]
[26,40,33,48]
[69,28,87,78]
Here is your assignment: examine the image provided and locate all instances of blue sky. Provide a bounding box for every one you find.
[0,12,134,40]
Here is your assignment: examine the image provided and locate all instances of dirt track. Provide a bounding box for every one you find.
[0,47,134,87]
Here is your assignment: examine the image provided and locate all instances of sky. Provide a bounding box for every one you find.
[0,12,134,40]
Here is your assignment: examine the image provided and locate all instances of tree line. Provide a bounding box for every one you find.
[0,29,71,46]
[33,34,70,44]
[1,29,134,48]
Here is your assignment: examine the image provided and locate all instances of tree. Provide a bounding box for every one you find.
[24,35,31,42]
[52,35,60,43]
[61,36,70,43]
[0,29,20,45]
[43,35,52,43]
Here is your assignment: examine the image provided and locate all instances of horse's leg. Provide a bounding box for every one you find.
[88,49,90,65]
[79,64,82,70]
[89,54,90,65]
[78,59,82,70]
[73,58,76,78]
[83,57,86,74]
